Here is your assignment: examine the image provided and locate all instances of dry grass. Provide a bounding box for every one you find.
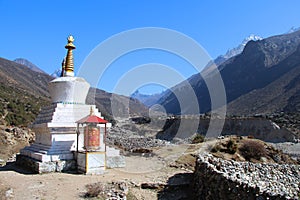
[191,134,205,144]
[211,138,238,154]
[239,140,267,161]
[84,182,106,198]
[210,136,298,164]
[175,154,197,170]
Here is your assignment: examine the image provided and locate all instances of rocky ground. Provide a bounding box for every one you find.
[0,135,298,200]
[267,112,300,137]
[0,126,34,166]
[270,142,300,159]
[0,118,299,199]
[107,118,169,153]
[0,142,199,200]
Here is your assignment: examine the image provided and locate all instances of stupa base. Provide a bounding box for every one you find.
[16,154,76,173]
[77,151,106,175]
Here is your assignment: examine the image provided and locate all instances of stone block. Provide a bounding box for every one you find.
[77,152,106,174]
[106,156,126,169]
[16,154,76,173]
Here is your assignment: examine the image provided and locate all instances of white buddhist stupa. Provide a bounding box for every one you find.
[16,36,125,174]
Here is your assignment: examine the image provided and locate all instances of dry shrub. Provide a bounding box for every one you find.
[84,182,105,198]
[191,134,205,144]
[211,139,237,154]
[211,143,221,153]
[225,139,237,154]
[247,135,255,139]
[239,140,266,161]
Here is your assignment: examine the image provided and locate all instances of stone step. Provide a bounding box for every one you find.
[22,143,74,153]
[22,144,51,151]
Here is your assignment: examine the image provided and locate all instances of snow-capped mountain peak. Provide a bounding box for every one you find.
[51,69,62,78]
[242,34,263,45]
[223,34,263,59]
[286,26,300,34]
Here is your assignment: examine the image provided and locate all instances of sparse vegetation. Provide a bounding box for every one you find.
[174,154,197,170]
[225,139,238,154]
[84,182,106,198]
[0,84,49,126]
[191,134,205,144]
[239,140,267,161]
[209,136,298,164]
[211,144,221,153]
[84,181,130,199]
[211,139,237,154]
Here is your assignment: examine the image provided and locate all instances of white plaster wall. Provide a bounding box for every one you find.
[48,77,90,104]
[34,127,52,146]
[87,153,105,168]
[51,133,77,151]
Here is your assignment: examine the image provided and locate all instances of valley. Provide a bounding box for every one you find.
[0,24,299,200]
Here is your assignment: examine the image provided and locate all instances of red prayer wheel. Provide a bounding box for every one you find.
[84,125,100,151]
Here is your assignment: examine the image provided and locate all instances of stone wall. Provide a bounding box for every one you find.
[194,154,299,200]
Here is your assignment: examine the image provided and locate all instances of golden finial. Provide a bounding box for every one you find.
[67,35,74,43]
[64,35,76,77]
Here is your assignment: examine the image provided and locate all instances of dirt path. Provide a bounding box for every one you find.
[0,144,202,200]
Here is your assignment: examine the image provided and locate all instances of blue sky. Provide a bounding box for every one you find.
[1,1,300,94]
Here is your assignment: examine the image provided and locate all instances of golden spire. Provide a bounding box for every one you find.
[64,35,76,77]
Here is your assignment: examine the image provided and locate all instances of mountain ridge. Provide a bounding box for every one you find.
[130,90,165,107]
[0,57,148,126]
[14,58,46,74]
[157,30,300,115]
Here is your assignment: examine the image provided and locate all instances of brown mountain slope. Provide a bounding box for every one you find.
[0,57,148,126]
[0,57,52,126]
[157,30,300,115]
[0,57,52,98]
[87,88,148,123]
[227,45,300,115]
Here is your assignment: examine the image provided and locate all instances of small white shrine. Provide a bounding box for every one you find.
[76,108,108,174]
[16,36,125,174]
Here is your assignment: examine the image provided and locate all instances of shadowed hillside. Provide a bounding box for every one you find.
[157,30,300,115]
[0,57,52,126]
[0,57,148,126]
